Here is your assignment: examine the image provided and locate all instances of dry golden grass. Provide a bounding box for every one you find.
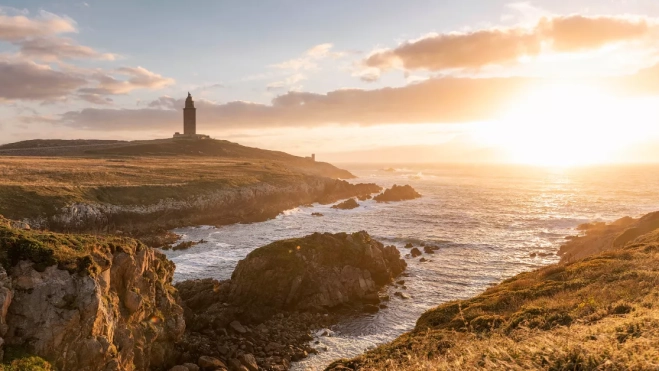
[327,218,659,370]
[0,156,299,187]
[0,156,310,220]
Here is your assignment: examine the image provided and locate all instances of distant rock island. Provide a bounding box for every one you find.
[331,198,360,210]
[374,184,422,202]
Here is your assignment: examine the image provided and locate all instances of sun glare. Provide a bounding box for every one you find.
[476,82,657,167]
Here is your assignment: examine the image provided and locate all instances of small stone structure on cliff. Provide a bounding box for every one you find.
[173,92,210,140]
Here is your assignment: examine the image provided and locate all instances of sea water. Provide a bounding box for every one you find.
[162,164,659,370]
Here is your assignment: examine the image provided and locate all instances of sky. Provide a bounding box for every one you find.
[2,0,659,165]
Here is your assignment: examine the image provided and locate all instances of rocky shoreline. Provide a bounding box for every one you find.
[170,231,406,370]
[19,178,381,248]
[0,218,406,371]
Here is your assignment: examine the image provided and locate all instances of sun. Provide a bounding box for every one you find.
[476,81,655,166]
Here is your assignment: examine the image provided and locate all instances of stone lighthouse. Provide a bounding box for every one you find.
[183,92,196,135]
[173,92,209,140]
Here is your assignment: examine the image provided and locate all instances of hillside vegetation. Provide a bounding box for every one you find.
[0,139,355,223]
[327,212,659,370]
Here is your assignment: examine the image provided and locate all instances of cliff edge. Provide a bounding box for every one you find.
[0,217,184,370]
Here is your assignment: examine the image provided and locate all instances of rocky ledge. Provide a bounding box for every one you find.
[24,178,381,246]
[373,185,421,203]
[171,231,406,370]
[0,216,185,370]
[331,198,359,210]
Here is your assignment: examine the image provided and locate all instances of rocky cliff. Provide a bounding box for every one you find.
[0,217,185,370]
[23,178,381,240]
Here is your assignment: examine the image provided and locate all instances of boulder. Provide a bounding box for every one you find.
[198,356,227,370]
[404,243,413,249]
[331,198,359,210]
[374,185,421,203]
[229,320,248,334]
[311,212,324,217]
[229,231,406,317]
[227,358,247,371]
[238,353,259,371]
[410,248,422,258]
[183,363,201,371]
[394,292,410,300]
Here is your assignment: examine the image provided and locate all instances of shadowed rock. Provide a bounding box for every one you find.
[229,231,406,317]
[374,184,421,203]
[331,198,360,210]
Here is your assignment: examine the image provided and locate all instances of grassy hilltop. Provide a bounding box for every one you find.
[0,138,355,223]
[328,212,659,370]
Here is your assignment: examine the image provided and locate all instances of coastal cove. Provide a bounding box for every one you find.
[164,164,659,370]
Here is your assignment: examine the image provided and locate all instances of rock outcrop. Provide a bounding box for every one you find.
[229,231,406,316]
[172,232,405,370]
[331,198,359,210]
[0,217,185,370]
[373,185,421,203]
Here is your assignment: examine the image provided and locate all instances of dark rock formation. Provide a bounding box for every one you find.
[331,198,359,210]
[374,184,421,203]
[311,212,324,217]
[173,232,405,371]
[229,231,406,316]
[410,248,422,258]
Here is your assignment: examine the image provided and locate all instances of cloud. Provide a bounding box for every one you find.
[267,43,346,90]
[147,96,177,109]
[81,66,175,95]
[38,60,659,132]
[266,73,306,91]
[540,15,650,52]
[363,15,656,79]
[0,60,86,101]
[78,93,113,105]
[43,76,532,131]
[17,37,117,61]
[0,10,76,41]
[271,43,341,71]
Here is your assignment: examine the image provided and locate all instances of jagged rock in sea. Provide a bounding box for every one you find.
[0,216,185,370]
[373,184,422,203]
[331,198,359,210]
[229,231,406,316]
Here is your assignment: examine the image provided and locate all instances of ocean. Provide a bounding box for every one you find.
[161,164,659,370]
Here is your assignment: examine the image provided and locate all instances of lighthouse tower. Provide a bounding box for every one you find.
[183,92,196,135]
[173,92,209,140]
